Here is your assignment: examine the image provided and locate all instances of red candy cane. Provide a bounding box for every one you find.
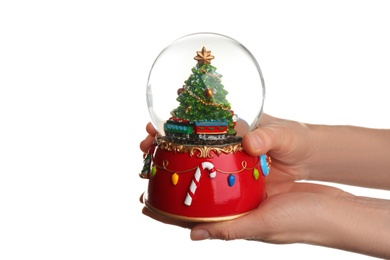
[184,162,216,206]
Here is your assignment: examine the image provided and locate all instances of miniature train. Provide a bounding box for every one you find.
[164,117,232,140]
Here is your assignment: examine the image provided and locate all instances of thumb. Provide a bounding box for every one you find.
[242,123,286,157]
[242,114,309,158]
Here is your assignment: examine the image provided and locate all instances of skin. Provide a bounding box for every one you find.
[139,114,390,259]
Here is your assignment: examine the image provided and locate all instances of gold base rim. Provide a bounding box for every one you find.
[144,199,252,222]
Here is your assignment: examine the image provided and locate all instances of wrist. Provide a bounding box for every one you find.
[308,195,390,258]
[306,124,390,189]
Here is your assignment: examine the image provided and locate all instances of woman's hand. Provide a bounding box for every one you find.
[242,114,314,183]
[138,114,390,258]
[243,114,390,189]
[190,181,390,259]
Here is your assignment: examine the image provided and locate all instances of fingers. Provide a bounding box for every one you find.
[140,134,156,154]
[146,122,158,136]
[286,182,353,197]
[243,114,311,160]
[242,123,285,156]
[266,181,354,197]
[190,199,280,242]
[139,122,158,154]
[243,113,285,156]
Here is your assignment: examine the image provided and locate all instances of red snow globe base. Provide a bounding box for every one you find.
[141,136,271,222]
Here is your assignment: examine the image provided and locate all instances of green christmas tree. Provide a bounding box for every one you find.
[171,47,236,134]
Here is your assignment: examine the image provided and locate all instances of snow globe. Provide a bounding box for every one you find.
[140,32,271,222]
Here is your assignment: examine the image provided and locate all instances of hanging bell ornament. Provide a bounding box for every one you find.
[204,88,214,98]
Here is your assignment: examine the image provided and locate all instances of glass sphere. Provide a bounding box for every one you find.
[146,32,265,137]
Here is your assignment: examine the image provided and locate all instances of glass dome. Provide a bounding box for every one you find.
[146,32,265,137]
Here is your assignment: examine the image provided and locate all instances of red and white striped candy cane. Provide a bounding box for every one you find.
[184,162,216,206]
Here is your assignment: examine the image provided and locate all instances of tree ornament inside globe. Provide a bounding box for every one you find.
[140,33,270,222]
[146,32,265,138]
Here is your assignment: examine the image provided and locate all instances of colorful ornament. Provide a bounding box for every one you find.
[139,153,151,178]
[177,87,184,95]
[184,162,216,206]
[204,88,214,98]
[227,174,235,187]
[194,46,215,65]
[253,168,260,180]
[139,144,156,179]
[151,165,157,177]
[171,173,179,185]
[260,154,271,176]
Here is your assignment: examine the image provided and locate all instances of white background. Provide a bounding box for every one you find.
[1,1,389,259]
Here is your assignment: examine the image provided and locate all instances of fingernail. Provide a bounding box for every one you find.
[248,133,263,149]
[190,229,211,241]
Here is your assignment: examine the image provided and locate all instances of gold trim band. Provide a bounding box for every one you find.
[156,137,244,158]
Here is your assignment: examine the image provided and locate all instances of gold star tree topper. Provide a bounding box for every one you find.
[194,47,214,65]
